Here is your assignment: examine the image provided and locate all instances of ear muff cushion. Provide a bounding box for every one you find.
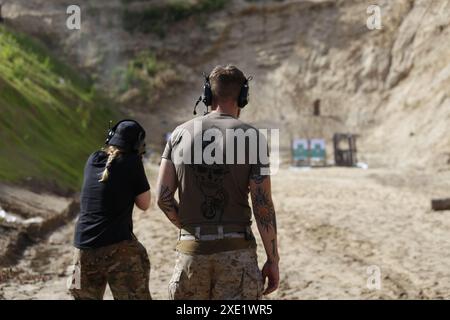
[203,77,213,107]
[135,130,146,151]
[238,81,249,108]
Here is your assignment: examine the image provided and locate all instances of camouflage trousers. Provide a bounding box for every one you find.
[67,240,151,300]
[169,248,263,300]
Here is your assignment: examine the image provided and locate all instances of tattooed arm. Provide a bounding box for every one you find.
[250,173,279,295]
[156,158,181,229]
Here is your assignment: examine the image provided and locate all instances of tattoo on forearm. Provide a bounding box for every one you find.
[250,174,267,185]
[252,186,277,233]
[271,239,277,258]
[158,185,178,215]
[168,217,179,224]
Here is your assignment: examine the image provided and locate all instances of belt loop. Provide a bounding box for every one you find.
[178,228,181,241]
[218,226,224,240]
[195,227,201,240]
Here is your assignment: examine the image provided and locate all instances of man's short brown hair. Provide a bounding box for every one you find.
[209,65,246,104]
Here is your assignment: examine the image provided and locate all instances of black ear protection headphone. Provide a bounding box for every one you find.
[105,119,146,154]
[193,72,253,115]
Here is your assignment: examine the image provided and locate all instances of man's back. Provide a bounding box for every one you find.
[162,112,266,227]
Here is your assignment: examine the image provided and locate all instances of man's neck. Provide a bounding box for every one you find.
[212,105,239,118]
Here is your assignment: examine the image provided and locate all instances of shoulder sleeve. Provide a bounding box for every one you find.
[84,151,101,172]
[161,139,172,160]
[162,128,177,160]
[85,152,94,168]
[162,127,184,161]
[131,156,150,196]
[250,129,271,177]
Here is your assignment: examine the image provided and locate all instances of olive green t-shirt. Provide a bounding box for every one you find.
[162,112,269,254]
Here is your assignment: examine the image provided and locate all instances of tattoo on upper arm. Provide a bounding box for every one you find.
[251,186,277,233]
[158,185,178,216]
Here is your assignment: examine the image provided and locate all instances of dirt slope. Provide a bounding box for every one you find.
[4,0,450,169]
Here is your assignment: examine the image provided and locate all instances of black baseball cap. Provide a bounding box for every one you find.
[107,120,146,152]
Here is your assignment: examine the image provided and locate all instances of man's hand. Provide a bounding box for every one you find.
[249,173,280,295]
[261,259,280,295]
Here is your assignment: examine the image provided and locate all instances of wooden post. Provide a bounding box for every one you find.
[431,198,450,211]
[313,99,321,116]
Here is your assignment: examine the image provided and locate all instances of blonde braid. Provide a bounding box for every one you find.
[99,146,122,182]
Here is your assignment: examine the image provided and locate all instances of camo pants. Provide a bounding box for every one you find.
[168,248,263,300]
[67,240,151,300]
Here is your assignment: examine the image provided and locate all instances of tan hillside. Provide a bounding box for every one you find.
[5,0,450,169]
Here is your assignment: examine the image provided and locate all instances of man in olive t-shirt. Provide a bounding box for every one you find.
[156,65,279,300]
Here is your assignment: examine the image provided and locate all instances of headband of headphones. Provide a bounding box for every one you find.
[105,119,146,152]
[193,72,253,115]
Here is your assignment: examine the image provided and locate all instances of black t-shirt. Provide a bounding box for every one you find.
[74,151,150,249]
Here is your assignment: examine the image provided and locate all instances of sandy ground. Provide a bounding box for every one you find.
[1,165,450,300]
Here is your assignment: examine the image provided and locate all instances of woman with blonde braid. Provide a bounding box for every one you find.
[68,120,152,300]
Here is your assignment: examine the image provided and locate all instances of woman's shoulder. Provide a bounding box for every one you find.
[116,152,141,165]
[87,150,108,165]
[86,150,140,168]
[112,153,143,176]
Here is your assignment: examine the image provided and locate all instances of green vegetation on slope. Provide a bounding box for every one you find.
[122,0,227,35]
[111,50,180,106]
[0,26,120,192]
[114,51,168,94]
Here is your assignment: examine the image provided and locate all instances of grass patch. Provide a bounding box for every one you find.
[0,26,120,192]
[112,51,179,105]
[122,0,227,35]
[114,51,167,93]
